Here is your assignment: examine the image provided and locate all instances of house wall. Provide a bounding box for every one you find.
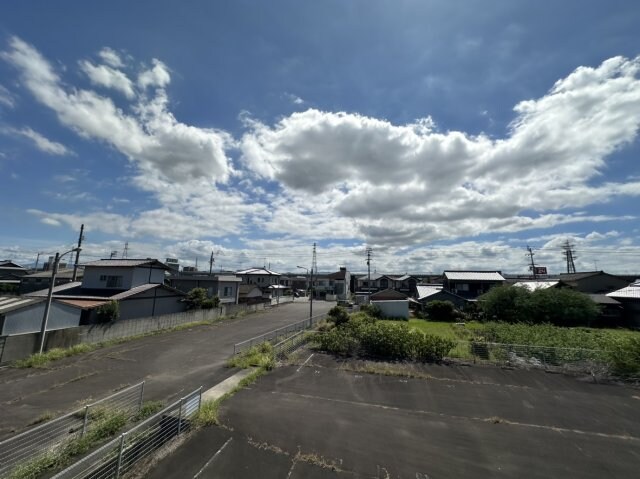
[218,280,239,304]
[118,289,186,321]
[83,266,164,289]
[445,280,502,299]
[1,302,80,335]
[371,300,409,319]
[240,274,280,286]
[419,291,467,310]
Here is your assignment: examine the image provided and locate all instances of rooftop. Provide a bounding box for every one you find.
[22,268,81,279]
[0,296,44,314]
[607,283,640,299]
[444,271,505,281]
[84,259,170,269]
[235,267,281,276]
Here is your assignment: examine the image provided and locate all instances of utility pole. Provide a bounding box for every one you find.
[209,251,215,275]
[562,240,577,274]
[366,247,372,303]
[310,242,316,324]
[526,245,537,280]
[34,252,42,272]
[72,224,84,282]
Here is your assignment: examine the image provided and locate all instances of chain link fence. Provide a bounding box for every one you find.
[454,341,608,374]
[0,382,144,478]
[51,387,202,479]
[273,330,319,359]
[233,313,327,355]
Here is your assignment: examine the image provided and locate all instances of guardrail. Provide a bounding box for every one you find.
[233,313,327,355]
[0,382,145,478]
[52,387,202,479]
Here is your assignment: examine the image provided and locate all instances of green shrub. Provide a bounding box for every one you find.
[360,304,383,319]
[425,300,457,322]
[327,305,350,326]
[606,336,640,377]
[95,301,119,323]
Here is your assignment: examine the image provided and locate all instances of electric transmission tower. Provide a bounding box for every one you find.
[311,242,318,276]
[365,246,372,302]
[562,240,577,274]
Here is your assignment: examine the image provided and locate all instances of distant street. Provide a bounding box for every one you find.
[0,301,333,439]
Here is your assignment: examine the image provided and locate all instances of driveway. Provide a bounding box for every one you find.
[0,301,334,439]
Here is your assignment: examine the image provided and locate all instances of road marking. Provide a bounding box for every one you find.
[193,437,232,479]
[296,353,314,373]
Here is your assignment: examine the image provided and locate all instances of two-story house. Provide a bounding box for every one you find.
[26,259,186,322]
[442,271,505,299]
[168,273,242,304]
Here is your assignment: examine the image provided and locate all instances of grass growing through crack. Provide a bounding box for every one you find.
[8,410,128,479]
[134,401,165,421]
[227,342,276,370]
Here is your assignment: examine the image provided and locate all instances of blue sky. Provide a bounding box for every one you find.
[1,0,639,274]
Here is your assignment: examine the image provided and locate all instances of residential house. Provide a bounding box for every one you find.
[238,284,266,304]
[26,259,186,322]
[356,273,396,294]
[607,281,640,327]
[235,267,287,300]
[168,273,242,304]
[416,285,467,310]
[0,260,27,293]
[0,296,80,337]
[442,271,505,300]
[558,271,631,294]
[326,267,351,300]
[20,268,84,295]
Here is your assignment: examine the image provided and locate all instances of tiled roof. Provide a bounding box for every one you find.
[444,271,505,281]
[23,268,81,279]
[56,299,110,309]
[513,281,559,291]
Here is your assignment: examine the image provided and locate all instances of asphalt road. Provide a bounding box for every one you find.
[0,301,333,439]
[148,353,640,478]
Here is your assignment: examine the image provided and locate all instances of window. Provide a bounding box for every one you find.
[457,283,469,291]
[106,276,123,288]
[223,286,233,297]
[99,275,107,281]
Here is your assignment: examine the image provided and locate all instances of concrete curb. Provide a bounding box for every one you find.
[201,368,258,402]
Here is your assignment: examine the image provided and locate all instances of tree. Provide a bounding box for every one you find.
[424,300,457,322]
[96,300,119,323]
[479,286,599,326]
[327,305,350,326]
[184,288,208,310]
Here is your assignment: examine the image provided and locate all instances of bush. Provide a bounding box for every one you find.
[314,313,455,362]
[479,286,600,326]
[95,301,119,323]
[425,300,457,322]
[327,305,350,326]
[606,336,640,377]
[184,288,208,309]
[360,304,383,319]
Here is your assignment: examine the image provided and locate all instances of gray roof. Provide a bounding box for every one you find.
[0,296,44,314]
[587,294,621,305]
[444,271,505,281]
[22,268,81,279]
[84,259,170,269]
[235,268,281,276]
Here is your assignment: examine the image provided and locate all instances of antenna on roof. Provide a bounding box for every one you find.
[122,242,129,259]
[110,250,118,259]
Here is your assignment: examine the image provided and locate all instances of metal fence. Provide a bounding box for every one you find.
[0,382,145,478]
[273,330,319,359]
[453,341,607,374]
[233,313,327,355]
[52,387,202,479]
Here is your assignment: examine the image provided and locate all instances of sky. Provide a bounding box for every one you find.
[1,0,640,275]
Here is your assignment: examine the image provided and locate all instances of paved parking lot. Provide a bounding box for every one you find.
[0,301,332,439]
[148,352,640,478]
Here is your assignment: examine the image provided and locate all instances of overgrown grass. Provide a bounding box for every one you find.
[134,401,165,421]
[227,343,275,370]
[12,315,239,369]
[9,410,128,479]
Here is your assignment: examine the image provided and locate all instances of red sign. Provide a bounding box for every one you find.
[534,267,547,275]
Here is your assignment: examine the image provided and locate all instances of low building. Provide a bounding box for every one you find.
[0,296,80,336]
[19,268,84,295]
[442,271,505,299]
[607,282,640,327]
[235,267,282,286]
[558,271,630,294]
[326,267,351,300]
[0,260,28,292]
[416,285,468,310]
[168,273,241,304]
[370,299,409,319]
[238,285,265,304]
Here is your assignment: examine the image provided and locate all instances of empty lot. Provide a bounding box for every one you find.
[149,352,640,478]
[0,301,332,439]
